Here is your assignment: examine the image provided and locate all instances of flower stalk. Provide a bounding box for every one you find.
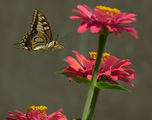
[82,28,109,120]
[87,87,100,120]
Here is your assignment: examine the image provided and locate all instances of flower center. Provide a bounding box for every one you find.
[26,105,48,114]
[96,5,120,15]
[89,52,97,60]
[102,52,110,62]
[89,52,110,61]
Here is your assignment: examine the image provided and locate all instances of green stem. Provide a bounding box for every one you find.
[81,30,108,120]
[87,88,100,120]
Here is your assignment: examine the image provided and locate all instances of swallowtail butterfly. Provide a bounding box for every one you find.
[18,10,64,51]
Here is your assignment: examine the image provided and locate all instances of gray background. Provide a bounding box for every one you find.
[0,0,151,120]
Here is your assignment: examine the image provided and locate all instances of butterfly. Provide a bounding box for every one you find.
[18,10,64,51]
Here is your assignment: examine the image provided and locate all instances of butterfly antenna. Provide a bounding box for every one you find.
[13,41,22,49]
[13,42,20,46]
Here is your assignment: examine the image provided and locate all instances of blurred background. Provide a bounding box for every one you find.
[0,0,151,119]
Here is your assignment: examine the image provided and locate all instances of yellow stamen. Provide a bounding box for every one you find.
[26,105,48,114]
[102,52,110,62]
[89,52,97,60]
[96,5,120,15]
[89,52,110,61]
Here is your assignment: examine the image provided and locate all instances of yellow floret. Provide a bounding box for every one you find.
[89,52,110,61]
[89,52,97,60]
[96,5,120,14]
[26,105,48,114]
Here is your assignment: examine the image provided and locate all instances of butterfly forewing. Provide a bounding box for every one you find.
[31,10,52,42]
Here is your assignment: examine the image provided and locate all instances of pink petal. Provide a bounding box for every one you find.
[48,109,63,118]
[102,56,119,72]
[116,13,136,24]
[7,110,26,119]
[101,70,111,76]
[90,24,102,33]
[62,67,76,73]
[112,70,130,76]
[48,109,68,120]
[69,77,73,81]
[106,25,114,32]
[125,13,136,20]
[82,68,93,73]
[87,75,92,80]
[70,15,83,19]
[72,50,94,70]
[72,9,82,15]
[124,68,135,79]
[119,20,134,24]
[72,9,87,17]
[77,4,92,18]
[113,28,122,36]
[94,8,107,22]
[121,26,139,39]
[78,23,88,33]
[127,28,139,39]
[113,59,131,69]
[64,56,83,71]
[72,50,87,66]
[111,75,118,80]
[83,60,94,70]
[124,68,135,74]
[119,77,135,87]
[128,73,134,79]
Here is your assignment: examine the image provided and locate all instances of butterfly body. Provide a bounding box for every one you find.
[19,10,64,51]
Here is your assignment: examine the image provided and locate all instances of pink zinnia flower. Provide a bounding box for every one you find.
[6,105,68,120]
[70,4,138,39]
[62,50,135,87]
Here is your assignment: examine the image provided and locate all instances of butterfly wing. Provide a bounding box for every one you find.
[47,41,64,50]
[19,10,52,50]
[19,10,64,51]
[50,44,65,50]
[20,30,44,50]
[31,10,53,43]
[30,10,64,50]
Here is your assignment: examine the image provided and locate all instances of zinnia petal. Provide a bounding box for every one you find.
[113,59,131,69]
[118,77,135,87]
[70,15,83,19]
[102,56,119,72]
[90,24,102,33]
[121,26,139,39]
[64,56,83,71]
[72,50,87,66]
[87,74,92,80]
[48,109,67,120]
[77,4,93,18]
[78,23,88,33]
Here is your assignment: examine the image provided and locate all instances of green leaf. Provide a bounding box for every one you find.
[57,72,90,84]
[96,81,129,92]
